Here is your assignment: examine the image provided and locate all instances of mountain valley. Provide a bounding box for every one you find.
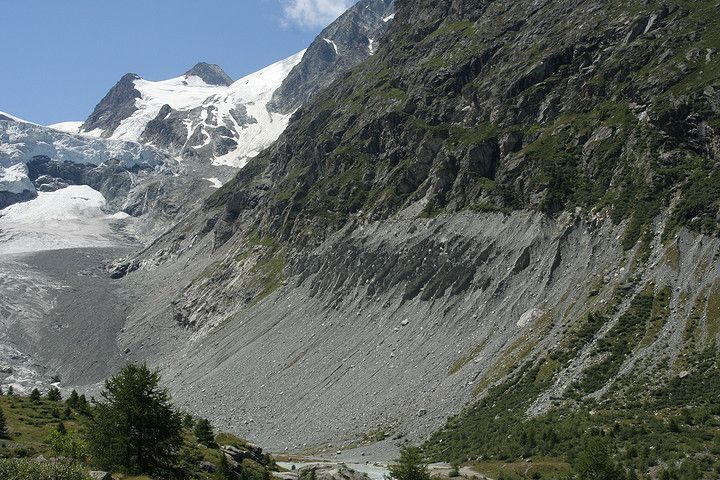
[1,0,719,478]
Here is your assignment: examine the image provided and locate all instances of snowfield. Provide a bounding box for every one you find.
[0,110,36,124]
[48,121,83,134]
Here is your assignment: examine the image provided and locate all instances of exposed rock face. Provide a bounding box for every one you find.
[211,0,720,249]
[139,103,255,160]
[184,62,234,86]
[22,155,216,230]
[81,73,141,137]
[268,0,395,114]
[88,472,112,480]
[0,190,36,210]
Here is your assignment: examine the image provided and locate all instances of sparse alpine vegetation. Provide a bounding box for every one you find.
[0,364,278,480]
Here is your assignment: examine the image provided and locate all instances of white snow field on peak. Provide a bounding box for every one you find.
[86,50,306,167]
[0,111,37,125]
[48,120,83,134]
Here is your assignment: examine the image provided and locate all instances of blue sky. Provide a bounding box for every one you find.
[1,0,354,125]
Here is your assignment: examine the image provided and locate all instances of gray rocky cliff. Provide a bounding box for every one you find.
[81,73,141,137]
[184,62,234,86]
[268,0,395,114]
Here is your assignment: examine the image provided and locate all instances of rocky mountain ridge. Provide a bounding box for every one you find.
[268,0,395,114]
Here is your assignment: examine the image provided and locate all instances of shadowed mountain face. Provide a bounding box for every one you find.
[80,73,141,137]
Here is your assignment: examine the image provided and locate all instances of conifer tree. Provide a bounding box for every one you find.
[182,413,195,429]
[388,447,431,480]
[0,406,7,438]
[67,389,79,409]
[86,363,182,474]
[76,394,90,415]
[30,388,41,403]
[47,387,62,401]
[194,418,215,446]
[575,437,623,480]
[216,454,237,480]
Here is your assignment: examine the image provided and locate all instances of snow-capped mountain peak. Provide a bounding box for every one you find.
[183,62,234,87]
[80,53,306,167]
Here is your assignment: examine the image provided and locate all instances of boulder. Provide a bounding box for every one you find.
[221,445,248,463]
[299,465,371,480]
[109,260,140,279]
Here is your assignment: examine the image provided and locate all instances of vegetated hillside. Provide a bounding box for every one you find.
[0,382,277,480]
[119,0,720,474]
[211,0,719,247]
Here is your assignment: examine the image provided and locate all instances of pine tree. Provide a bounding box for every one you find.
[67,389,79,409]
[47,387,62,401]
[182,413,195,429]
[194,418,215,446]
[57,422,67,434]
[75,394,90,415]
[30,388,41,403]
[0,385,3,396]
[86,363,183,474]
[7,385,14,396]
[575,437,623,480]
[0,406,7,438]
[388,446,431,480]
[216,454,237,480]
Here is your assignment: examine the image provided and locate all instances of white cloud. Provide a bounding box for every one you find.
[280,0,355,29]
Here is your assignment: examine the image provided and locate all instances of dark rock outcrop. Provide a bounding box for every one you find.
[268,0,395,114]
[0,189,36,210]
[81,73,141,137]
[184,62,234,86]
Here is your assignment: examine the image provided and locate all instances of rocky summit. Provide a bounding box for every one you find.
[1,0,720,479]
